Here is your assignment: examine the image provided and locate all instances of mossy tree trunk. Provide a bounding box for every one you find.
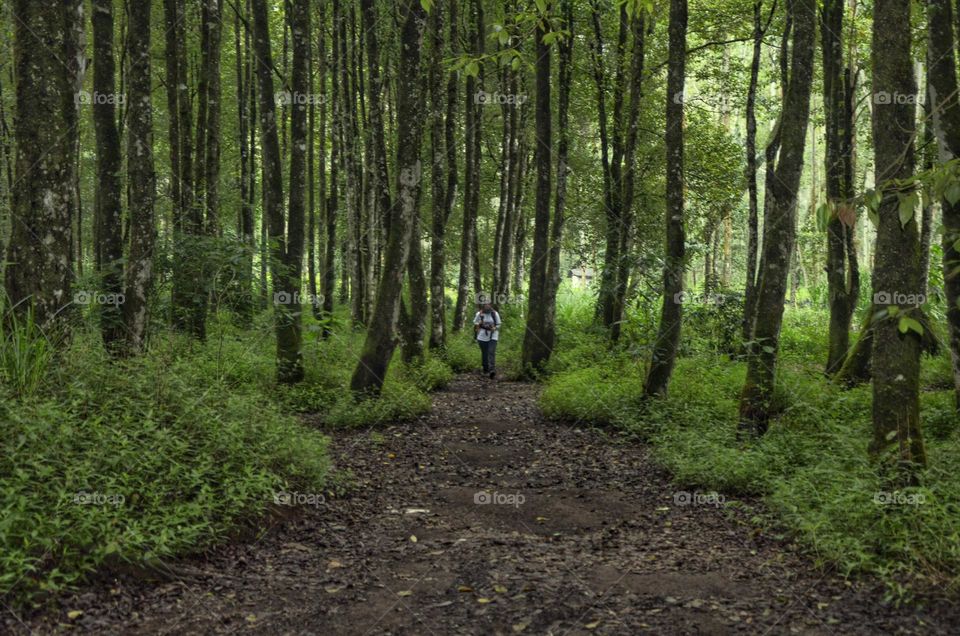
[822,0,860,375]
[739,0,815,435]
[868,0,925,470]
[644,0,686,398]
[5,0,75,329]
[928,0,960,414]
[122,0,156,353]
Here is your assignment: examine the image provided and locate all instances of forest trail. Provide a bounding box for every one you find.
[20,374,955,635]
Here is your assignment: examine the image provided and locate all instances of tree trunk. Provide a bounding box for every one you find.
[453,0,483,331]
[429,0,457,351]
[644,0,686,397]
[822,0,860,375]
[336,0,363,325]
[122,0,156,353]
[5,0,74,329]
[350,0,428,395]
[542,0,574,351]
[252,0,304,382]
[739,0,815,434]
[167,0,201,335]
[927,0,960,415]
[520,2,554,375]
[742,0,767,345]
[91,0,124,350]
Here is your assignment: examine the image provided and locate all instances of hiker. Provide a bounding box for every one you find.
[473,301,501,379]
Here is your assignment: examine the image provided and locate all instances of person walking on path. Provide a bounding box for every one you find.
[473,301,501,379]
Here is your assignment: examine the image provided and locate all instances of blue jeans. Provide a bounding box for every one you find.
[478,339,497,373]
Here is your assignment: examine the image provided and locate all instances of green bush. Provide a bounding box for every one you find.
[0,328,330,605]
[542,298,960,595]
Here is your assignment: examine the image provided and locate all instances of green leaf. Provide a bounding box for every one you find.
[898,191,918,228]
[816,202,831,233]
[946,181,960,205]
[465,61,479,77]
[898,317,924,336]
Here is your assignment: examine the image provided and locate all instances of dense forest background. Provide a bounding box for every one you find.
[1,0,960,616]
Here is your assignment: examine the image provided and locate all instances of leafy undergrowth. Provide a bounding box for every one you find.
[542,304,960,598]
[0,307,460,607]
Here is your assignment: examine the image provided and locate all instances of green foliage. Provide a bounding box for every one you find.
[0,327,330,606]
[543,297,960,594]
[0,302,53,397]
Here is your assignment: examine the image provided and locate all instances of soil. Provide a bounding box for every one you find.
[8,373,959,635]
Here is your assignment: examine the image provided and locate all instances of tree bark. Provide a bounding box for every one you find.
[739,0,815,434]
[542,0,574,351]
[822,0,860,375]
[429,0,458,351]
[350,0,428,394]
[927,0,960,414]
[453,0,484,331]
[520,2,554,374]
[864,0,925,470]
[122,0,156,353]
[91,0,124,350]
[5,0,75,329]
[644,0,687,397]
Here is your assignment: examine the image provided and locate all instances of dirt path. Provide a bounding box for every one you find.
[13,374,958,635]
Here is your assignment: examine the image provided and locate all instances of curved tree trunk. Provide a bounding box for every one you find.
[350,0,428,395]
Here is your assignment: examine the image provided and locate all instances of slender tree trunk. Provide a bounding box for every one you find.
[927,0,960,414]
[739,0,815,434]
[520,2,554,374]
[252,0,303,382]
[823,0,859,375]
[92,0,124,350]
[324,5,341,335]
[350,0,428,394]
[204,0,223,236]
[122,0,156,353]
[742,0,765,344]
[236,0,256,323]
[644,0,687,397]
[611,11,646,341]
[453,0,483,331]
[313,3,328,322]
[542,0,574,351]
[429,0,457,351]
